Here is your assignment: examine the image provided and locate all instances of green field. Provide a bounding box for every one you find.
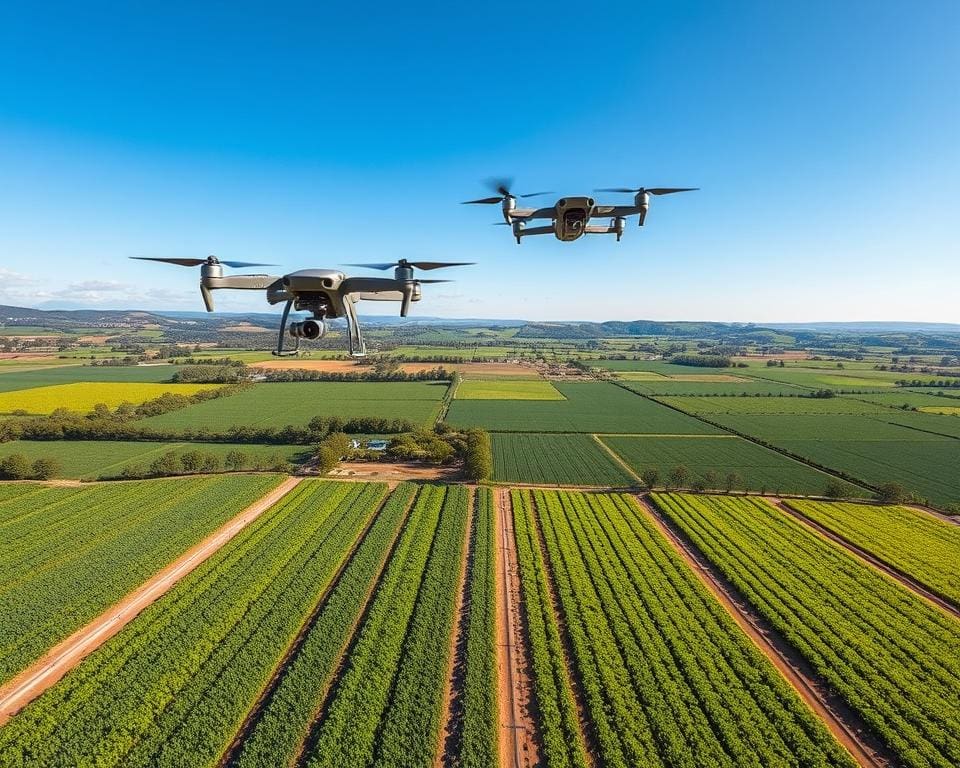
[456,379,564,400]
[652,493,960,768]
[0,364,179,392]
[602,435,863,495]
[0,474,282,686]
[513,490,855,767]
[660,395,889,415]
[446,382,720,434]
[140,381,447,429]
[492,433,634,486]
[0,382,221,414]
[0,440,309,478]
[849,391,960,410]
[621,379,808,396]
[784,499,960,606]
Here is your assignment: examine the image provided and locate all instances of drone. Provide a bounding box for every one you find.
[130,256,471,357]
[463,178,697,243]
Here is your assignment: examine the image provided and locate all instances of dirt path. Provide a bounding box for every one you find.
[328,462,461,488]
[435,488,474,768]
[0,476,303,726]
[495,488,540,768]
[773,500,960,619]
[636,494,892,768]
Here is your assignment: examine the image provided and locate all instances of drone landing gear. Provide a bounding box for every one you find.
[272,299,300,356]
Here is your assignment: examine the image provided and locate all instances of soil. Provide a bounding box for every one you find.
[0,476,303,725]
[636,494,893,768]
[327,462,461,487]
[495,488,541,768]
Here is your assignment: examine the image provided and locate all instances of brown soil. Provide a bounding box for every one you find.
[77,335,113,344]
[495,488,541,768]
[734,352,812,360]
[773,500,960,619]
[221,324,272,332]
[636,494,892,768]
[327,462,461,488]
[0,476,303,726]
[436,488,475,768]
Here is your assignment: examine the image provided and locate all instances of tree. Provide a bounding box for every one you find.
[703,470,720,490]
[31,457,61,480]
[225,450,247,472]
[0,454,32,480]
[668,464,691,489]
[463,429,492,482]
[201,452,222,473]
[179,450,204,473]
[724,472,743,492]
[150,452,182,477]
[876,482,907,504]
[640,468,661,490]
[824,479,847,498]
[690,477,707,492]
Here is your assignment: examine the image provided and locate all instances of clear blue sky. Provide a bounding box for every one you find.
[1,1,957,322]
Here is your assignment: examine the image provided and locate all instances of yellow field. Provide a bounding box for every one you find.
[0,382,223,414]
[456,379,565,400]
[615,371,668,381]
[919,405,960,415]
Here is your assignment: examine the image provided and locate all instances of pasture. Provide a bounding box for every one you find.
[491,433,633,486]
[446,381,720,434]
[139,381,447,429]
[620,378,809,396]
[660,395,889,415]
[601,434,861,495]
[456,379,564,400]
[0,382,221,415]
[0,364,179,393]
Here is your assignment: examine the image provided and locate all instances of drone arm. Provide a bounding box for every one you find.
[509,207,554,220]
[199,274,285,312]
[515,224,555,239]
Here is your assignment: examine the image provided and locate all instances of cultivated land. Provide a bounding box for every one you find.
[140,381,447,429]
[456,379,564,400]
[0,440,308,478]
[0,381,221,414]
[0,474,282,686]
[0,364,180,392]
[447,382,721,434]
[601,434,863,496]
[492,433,634,486]
[653,493,960,768]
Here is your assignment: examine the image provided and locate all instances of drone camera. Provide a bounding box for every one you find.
[289,318,325,340]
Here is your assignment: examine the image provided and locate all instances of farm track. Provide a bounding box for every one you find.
[0,476,302,726]
[590,434,642,484]
[772,500,960,619]
[637,493,893,768]
[216,486,400,767]
[436,487,474,768]
[526,492,599,768]
[495,488,540,768]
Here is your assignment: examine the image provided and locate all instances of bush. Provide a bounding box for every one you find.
[641,468,661,490]
[876,482,907,504]
[31,457,61,480]
[824,479,847,498]
[463,429,492,482]
[0,454,33,480]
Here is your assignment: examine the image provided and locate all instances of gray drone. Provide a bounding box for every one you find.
[130,256,471,357]
[463,178,697,243]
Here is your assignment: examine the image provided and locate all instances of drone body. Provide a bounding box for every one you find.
[131,256,468,358]
[463,180,697,243]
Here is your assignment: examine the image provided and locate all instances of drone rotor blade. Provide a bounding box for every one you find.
[416,279,453,284]
[219,260,277,268]
[594,187,639,193]
[518,191,552,198]
[647,187,699,195]
[342,262,397,270]
[407,261,475,270]
[492,222,511,226]
[130,256,207,267]
[486,177,514,197]
[461,196,503,205]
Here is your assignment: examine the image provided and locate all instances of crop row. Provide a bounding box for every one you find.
[301,484,466,767]
[529,489,855,767]
[652,492,960,768]
[510,489,589,768]
[0,480,387,767]
[0,474,281,685]
[492,432,632,486]
[456,487,499,768]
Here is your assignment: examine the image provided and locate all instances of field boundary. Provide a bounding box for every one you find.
[589,434,642,484]
[773,500,960,619]
[637,494,893,768]
[0,475,302,726]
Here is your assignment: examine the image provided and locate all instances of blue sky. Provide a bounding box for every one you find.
[0,1,957,322]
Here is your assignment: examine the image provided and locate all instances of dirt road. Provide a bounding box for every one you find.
[0,476,302,725]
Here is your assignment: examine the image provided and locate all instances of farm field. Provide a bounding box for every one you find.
[0,364,179,392]
[652,493,960,768]
[783,499,960,606]
[0,474,282,686]
[0,480,393,765]
[601,435,863,495]
[491,433,634,486]
[456,379,564,400]
[0,381,222,414]
[0,440,308,478]
[848,391,960,410]
[659,395,889,415]
[741,367,945,389]
[140,381,447,429]
[447,382,721,434]
[512,489,856,767]
[620,378,809,396]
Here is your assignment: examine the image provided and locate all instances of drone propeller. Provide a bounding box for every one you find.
[130,256,276,268]
[344,259,474,271]
[594,187,699,196]
[462,177,552,204]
